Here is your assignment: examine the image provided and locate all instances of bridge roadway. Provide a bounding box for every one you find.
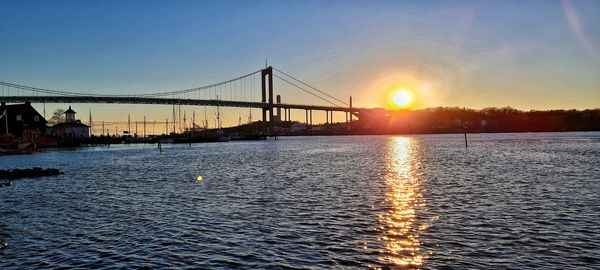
[0,96,367,113]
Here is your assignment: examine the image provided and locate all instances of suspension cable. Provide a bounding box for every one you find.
[273,74,342,108]
[273,67,349,106]
[0,69,261,98]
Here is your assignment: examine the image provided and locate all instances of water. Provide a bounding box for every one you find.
[1,132,599,269]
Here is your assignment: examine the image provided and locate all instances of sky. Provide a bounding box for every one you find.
[0,0,599,132]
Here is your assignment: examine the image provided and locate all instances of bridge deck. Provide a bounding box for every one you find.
[0,96,367,113]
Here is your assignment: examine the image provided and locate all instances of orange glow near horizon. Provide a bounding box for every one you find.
[364,70,434,110]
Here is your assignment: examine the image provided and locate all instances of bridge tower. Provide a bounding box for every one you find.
[261,66,274,134]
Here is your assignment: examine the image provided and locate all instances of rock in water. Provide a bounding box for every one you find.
[0,168,63,180]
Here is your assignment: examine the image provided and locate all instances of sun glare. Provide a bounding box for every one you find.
[392,89,413,108]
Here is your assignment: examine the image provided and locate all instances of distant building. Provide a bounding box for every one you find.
[46,106,90,138]
[0,102,47,137]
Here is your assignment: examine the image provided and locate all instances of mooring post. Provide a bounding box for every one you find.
[464,132,468,148]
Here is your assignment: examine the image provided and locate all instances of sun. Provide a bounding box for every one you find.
[392,89,413,108]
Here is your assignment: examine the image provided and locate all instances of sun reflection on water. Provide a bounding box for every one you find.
[377,137,427,267]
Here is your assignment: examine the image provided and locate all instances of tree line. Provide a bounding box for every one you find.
[376,107,600,134]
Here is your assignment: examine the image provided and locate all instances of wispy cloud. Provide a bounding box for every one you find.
[561,0,598,59]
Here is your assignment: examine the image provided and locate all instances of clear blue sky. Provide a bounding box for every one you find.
[1,0,599,130]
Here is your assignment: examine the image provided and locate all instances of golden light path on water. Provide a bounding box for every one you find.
[377,137,429,268]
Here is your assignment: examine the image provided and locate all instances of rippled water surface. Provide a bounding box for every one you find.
[1,132,599,269]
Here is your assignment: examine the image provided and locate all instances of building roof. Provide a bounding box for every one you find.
[65,106,76,114]
[0,102,47,123]
[50,122,90,128]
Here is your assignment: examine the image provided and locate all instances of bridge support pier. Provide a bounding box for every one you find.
[305,109,309,130]
[349,96,353,132]
[261,73,267,131]
[261,66,274,134]
[276,95,282,122]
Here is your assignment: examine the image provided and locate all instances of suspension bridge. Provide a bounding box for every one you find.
[0,66,373,134]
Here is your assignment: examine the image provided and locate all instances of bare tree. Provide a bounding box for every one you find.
[48,108,65,125]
